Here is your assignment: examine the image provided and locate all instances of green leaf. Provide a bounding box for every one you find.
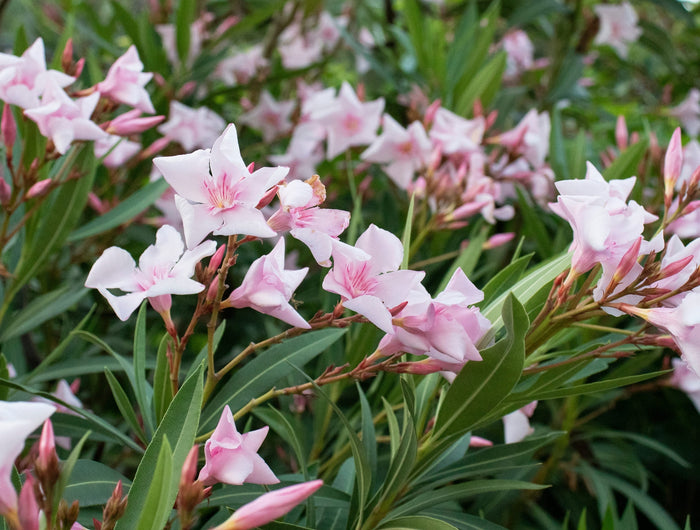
[383,397,401,459]
[115,364,203,529]
[379,515,458,529]
[518,370,669,401]
[200,328,347,432]
[480,253,533,304]
[0,355,10,400]
[507,0,567,26]
[602,139,649,182]
[549,105,570,181]
[0,285,88,342]
[63,460,131,507]
[387,480,546,520]
[175,0,197,65]
[153,334,174,424]
[357,383,377,477]
[105,368,147,444]
[437,227,489,293]
[54,431,90,516]
[455,51,507,116]
[133,303,154,436]
[434,294,527,440]
[136,436,174,530]
[254,406,309,481]
[401,194,415,270]
[5,147,96,305]
[68,178,169,241]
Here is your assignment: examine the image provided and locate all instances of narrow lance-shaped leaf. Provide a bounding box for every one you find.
[433,294,528,440]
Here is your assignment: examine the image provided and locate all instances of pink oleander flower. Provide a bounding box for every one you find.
[157,101,226,151]
[224,238,310,329]
[0,401,55,517]
[376,268,491,379]
[156,18,207,67]
[267,178,350,266]
[669,89,700,138]
[322,224,425,333]
[496,109,550,168]
[239,90,295,143]
[669,358,700,413]
[361,114,432,189]
[593,1,642,58]
[198,405,279,486]
[24,79,106,155]
[215,45,268,86]
[96,45,155,113]
[153,124,287,248]
[309,82,384,159]
[621,290,700,375]
[85,224,216,321]
[212,480,323,530]
[549,162,657,275]
[502,29,534,79]
[429,107,485,156]
[503,401,537,444]
[94,134,141,168]
[0,38,74,109]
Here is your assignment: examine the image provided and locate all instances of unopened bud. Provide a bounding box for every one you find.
[658,254,694,281]
[615,115,628,151]
[612,236,642,286]
[36,420,59,482]
[73,57,85,78]
[664,128,683,207]
[177,81,197,100]
[18,475,39,530]
[140,137,170,159]
[247,162,255,173]
[423,99,441,128]
[256,184,280,209]
[61,38,73,73]
[102,480,128,530]
[180,445,199,488]
[2,104,16,149]
[0,178,11,205]
[108,110,165,136]
[207,245,226,275]
[206,279,222,303]
[484,232,515,249]
[57,499,80,529]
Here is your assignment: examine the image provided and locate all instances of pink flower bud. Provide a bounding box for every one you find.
[664,128,683,204]
[2,104,16,149]
[658,254,694,281]
[247,162,255,173]
[213,480,323,530]
[180,445,199,487]
[18,475,39,530]
[612,236,642,286]
[108,110,165,136]
[484,232,515,249]
[256,183,280,209]
[423,99,441,128]
[37,419,56,471]
[73,58,85,79]
[0,178,11,206]
[615,115,628,150]
[207,245,226,275]
[26,179,52,199]
[141,137,170,158]
[214,16,240,38]
[469,436,493,448]
[61,38,73,73]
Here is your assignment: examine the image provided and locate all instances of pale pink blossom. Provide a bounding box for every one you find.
[239,90,295,142]
[267,179,350,266]
[157,101,226,151]
[503,401,537,444]
[24,80,106,154]
[0,38,74,109]
[361,115,432,189]
[309,82,384,159]
[224,238,310,329]
[212,480,323,530]
[268,123,325,181]
[215,45,267,86]
[156,18,207,67]
[377,268,491,377]
[0,401,55,517]
[429,107,485,156]
[94,134,141,168]
[96,45,155,113]
[85,224,216,320]
[669,358,700,413]
[502,30,534,79]
[669,89,700,138]
[622,290,700,375]
[549,162,657,274]
[496,109,550,168]
[153,124,287,248]
[322,225,425,333]
[198,405,279,486]
[593,2,642,58]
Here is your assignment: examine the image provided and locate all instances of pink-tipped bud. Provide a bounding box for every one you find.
[177,81,197,100]
[664,128,683,205]
[423,99,441,128]
[681,200,700,216]
[212,480,324,530]
[615,115,628,151]
[0,178,11,206]
[18,475,39,530]
[69,378,80,394]
[61,38,73,72]
[214,16,240,38]
[688,166,700,193]
[37,419,57,471]
[153,72,166,87]
[658,254,694,281]
[469,436,493,448]
[356,83,366,102]
[484,232,515,249]
[2,104,16,149]
[256,184,280,209]
[73,57,85,79]
[612,236,642,286]
[472,99,484,117]
[108,110,165,136]
[180,445,199,488]
[141,137,170,159]
[630,131,640,145]
[427,144,443,173]
[247,162,255,173]
[206,278,221,303]
[207,245,226,275]
[26,179,52,199]
[87,192,106,213]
